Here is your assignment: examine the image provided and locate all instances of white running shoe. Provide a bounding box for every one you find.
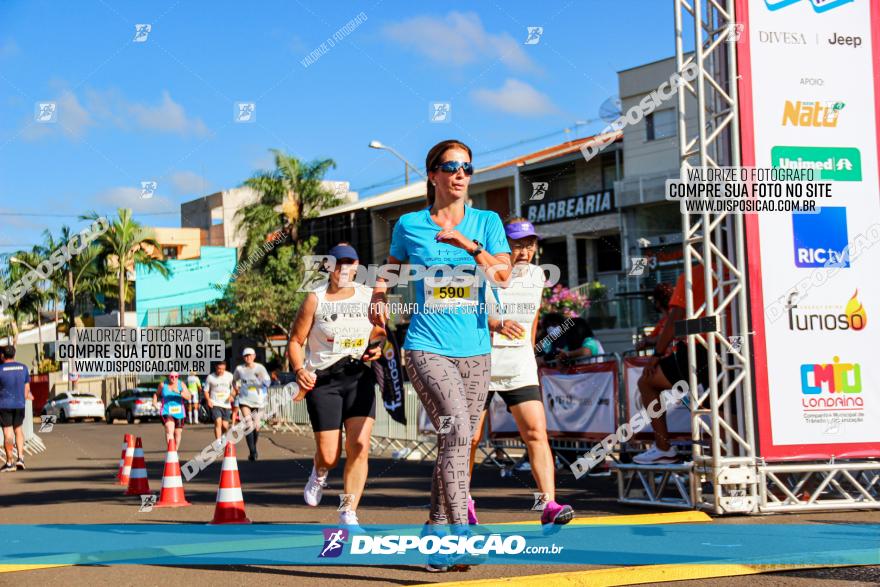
[633,444,678,464]
[304,466,327,507]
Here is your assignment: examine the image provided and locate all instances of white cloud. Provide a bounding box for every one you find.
[0,39,19,59]
[19,88,209,141]
[471,79,558,116]
[383,12,539,74]
[127,91,209,137]
[168,171,209,195]
[94,186,176,214]
[21,89,93,141]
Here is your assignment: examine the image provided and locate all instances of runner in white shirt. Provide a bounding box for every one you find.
[468,217,574,526]
[204,361,235,441]
[233,348,271,461]
[287,242,385,530]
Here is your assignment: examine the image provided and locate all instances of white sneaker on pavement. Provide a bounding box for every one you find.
[304,466,327,506]
[633,444,678,464]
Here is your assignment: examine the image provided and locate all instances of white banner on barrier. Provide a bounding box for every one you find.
[541,371,616,436]
[488,393,519,435]
[624,364,691,435]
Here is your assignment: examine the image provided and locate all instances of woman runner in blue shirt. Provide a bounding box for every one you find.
[152,371,191,450]
[369,140,512,569]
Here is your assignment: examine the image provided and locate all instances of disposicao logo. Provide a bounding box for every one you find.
[791,206,850,268]
[349,534,526,555]
[771,146,861,181]
[319,528,348,558]
[765,0,854,13]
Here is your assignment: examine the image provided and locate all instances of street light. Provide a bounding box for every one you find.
[9,256,36,271]
[369,140,425,185]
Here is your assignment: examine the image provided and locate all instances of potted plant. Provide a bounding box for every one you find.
[540,285,590,319]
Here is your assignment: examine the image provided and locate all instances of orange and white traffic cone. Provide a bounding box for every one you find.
[125,437,151,496]
[210,439,251,524]
[154,439,191,507]
[116,434,134,485]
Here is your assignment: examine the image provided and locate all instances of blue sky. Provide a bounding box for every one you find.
[0,0,675,250]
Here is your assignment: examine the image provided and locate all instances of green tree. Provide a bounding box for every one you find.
[36,226,106,332]
[81,209,169,327]
[238,149,342,261]
[200,239,316,369]
[0,249,50,360]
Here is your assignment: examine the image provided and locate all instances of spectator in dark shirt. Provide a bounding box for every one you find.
[0,345,33,472]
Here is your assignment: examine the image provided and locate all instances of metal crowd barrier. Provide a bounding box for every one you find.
[265,383,437,461]
[23,400,46,456]
[264,351,674,473]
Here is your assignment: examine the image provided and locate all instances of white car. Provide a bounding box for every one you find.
[42,392,105,422]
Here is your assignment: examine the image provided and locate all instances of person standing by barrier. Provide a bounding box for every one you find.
[0,345,32,472]
[467,218,574,526]
[185,371,202,425]
[369,140,512,563]
[636,282,674,351]
[152,371,191,450]
[204,361,234,441]
[287,242,385,528]
[634,263,712,464]
[233,348,270,461]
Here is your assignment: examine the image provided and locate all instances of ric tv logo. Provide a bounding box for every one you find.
[791,207,849,268]
[786,290,867,332]
[781,100,844,128]
[800,357,863,410]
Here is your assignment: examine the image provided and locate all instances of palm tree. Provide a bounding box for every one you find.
[4,249,48,361]
[81,209,169,327]
[238,150,342,260]
[37,226,106,332]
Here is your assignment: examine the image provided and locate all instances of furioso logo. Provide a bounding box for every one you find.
[786,290,866,331]
[319,528,348,558]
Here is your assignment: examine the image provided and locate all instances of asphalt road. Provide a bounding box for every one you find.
[1,421,877,586]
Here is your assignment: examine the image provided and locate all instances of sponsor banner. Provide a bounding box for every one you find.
[372,328,406,425]
[539,362,618,438]
[737,0,880,458]
[487,392,519,436]
[0,524,877,566]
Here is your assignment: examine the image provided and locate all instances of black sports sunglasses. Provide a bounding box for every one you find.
[432,160,474,176]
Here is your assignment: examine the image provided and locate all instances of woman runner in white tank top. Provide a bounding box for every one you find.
[287,243,385,530]
[467,217,574,526]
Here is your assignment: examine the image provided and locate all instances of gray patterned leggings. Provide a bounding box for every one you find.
[405,350,490,526]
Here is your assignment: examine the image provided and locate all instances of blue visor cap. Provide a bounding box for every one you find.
[505,221,539,240]
[327,244,359,262]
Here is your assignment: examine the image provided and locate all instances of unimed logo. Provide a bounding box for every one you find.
[319,528,348,558]
[791,207,850,268]
[771,146,861,181]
